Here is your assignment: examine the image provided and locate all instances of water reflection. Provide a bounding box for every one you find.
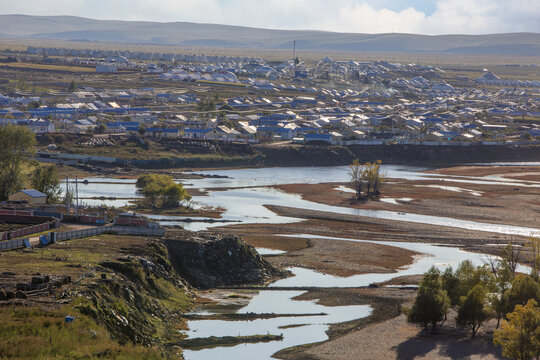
[183,290,371,360]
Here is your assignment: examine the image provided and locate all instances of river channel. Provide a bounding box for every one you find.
[182,233,529,360]
[66,164,539,359]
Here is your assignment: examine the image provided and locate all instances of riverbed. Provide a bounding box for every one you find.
[65,164,540,359]
[70,165,540,236]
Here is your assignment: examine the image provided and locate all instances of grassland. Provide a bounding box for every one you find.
[0,234,194,358]
[0,302,165,360]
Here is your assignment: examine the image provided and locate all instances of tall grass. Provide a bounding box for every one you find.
[0,299,164,359]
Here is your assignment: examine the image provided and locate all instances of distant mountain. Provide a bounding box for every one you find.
[1,14,540,55]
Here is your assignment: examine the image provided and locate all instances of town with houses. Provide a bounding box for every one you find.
[2,47,540,151]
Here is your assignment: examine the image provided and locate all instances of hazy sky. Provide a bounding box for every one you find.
[1,0,539,34]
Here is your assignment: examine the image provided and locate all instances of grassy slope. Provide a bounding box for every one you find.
[0,302,164,360]
[0,234,193,359]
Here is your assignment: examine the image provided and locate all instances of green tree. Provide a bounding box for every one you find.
[16,78,29,91]
[502,274,540,316]
[494,299,540,360]
[441,266,461,306]
[0,124,37,200]
[135,174,190,208]
[63,187,74,205]
[491,265,515,328]
[441,261,495,307]
[457,284,492,338]
[407,267,450,333]
[162,183,189,207]
[141,182,162,207]
[31,165,61,204]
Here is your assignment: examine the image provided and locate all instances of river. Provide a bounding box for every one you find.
[65,164,539,359]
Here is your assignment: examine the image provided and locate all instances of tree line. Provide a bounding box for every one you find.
[406,241,540,359]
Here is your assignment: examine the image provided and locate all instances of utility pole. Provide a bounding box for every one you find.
[75,177,79,219]
[65,177,69,213]
[293,40,297,79]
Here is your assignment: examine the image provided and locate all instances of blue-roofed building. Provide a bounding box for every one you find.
[9,189,47,204]
[305,133,333,144]
[422,116,444,124]
[28,120,55,133]
[295,70,308,79]
[106,121,140,132]
[249,119,281,127]
[296,127,320,135]
[0,109,24,118]
[528,129,540,138]
[291,97,317,108]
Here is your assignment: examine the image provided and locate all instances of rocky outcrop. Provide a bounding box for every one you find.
[164,234,287,289]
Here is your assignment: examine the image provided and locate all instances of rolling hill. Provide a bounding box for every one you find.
[1,14,539,55]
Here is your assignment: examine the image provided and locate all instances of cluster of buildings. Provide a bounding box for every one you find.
[2,50,540,146]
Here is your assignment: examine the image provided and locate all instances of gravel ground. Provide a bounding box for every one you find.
[303,314,503,360]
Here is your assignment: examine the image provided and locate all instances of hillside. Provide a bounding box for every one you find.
[1,14,540,55]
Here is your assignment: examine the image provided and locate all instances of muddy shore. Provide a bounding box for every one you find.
[272,166,540,230]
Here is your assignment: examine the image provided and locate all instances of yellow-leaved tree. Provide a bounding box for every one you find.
[494,299,540,360]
